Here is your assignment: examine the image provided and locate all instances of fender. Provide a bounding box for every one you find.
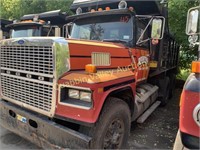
[55,71,136,124]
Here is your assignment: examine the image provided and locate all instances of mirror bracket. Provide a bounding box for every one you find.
[135,15,165,45]
[63,22,73,38]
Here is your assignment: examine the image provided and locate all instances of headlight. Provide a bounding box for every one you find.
[80,91,92,102]
[68,89,79,99]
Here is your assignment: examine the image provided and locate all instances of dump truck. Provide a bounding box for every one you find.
[173,5,200,150]
[0,0,179,148]
[0,19,13,39]
[5,10,67,38]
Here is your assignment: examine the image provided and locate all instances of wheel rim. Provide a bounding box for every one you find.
[103,118,125,149]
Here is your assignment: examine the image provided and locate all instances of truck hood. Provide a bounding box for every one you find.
[67,38,131,70]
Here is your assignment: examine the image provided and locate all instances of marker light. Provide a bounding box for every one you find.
[105,7,110,11]
[98,8,103,11]
[192,61,200,73]
[33,15,39,22]
[91,9,95,12]
[76,7,82,15]
[118,0,127,9]
[85,64,97,73]
[39,20,45,24]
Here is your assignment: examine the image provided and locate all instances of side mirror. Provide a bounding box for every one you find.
[55,27,61,37]
[136,15,165,45]
[186,6,200,35]
[0,29,3,40]
[151,17,165,40]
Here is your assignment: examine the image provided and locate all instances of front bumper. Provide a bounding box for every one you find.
[173,130,199,150]
[180,131,199,149]
[0,100,91,149]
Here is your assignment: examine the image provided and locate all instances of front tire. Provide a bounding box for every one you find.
[83,97,131,149]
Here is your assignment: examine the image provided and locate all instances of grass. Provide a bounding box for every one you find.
[176,69,191,81]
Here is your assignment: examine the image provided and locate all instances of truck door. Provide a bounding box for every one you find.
[134,20,150,82]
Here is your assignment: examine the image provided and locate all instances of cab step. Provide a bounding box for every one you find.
[137,101,161,123]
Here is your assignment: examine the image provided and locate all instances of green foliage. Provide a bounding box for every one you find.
[0,0,73,20]
[0,0,21,19]
[168,0,199,69]
[177,69,191,81]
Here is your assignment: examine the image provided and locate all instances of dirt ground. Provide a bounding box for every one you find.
[129,89,181,149]
[0,89,181,149]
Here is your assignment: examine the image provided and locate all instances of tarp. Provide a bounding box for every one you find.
[0,19,13,32]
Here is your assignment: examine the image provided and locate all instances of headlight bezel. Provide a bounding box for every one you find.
[59,85,93,109]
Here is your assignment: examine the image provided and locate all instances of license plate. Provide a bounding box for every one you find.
[17,114,27,123]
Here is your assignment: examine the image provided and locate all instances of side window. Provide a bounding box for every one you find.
[41,27,55,36]
[136,21,149,48]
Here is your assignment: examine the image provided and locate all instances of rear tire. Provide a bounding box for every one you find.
[81,97,131,149]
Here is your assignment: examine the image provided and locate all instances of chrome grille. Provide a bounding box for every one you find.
[1,74,53,111]
[0,45,54,115]
[0,46,53,75]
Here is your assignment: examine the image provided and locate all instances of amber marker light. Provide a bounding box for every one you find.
[91,9,95,12]
[85,64,97,73]
[105,7,110,11]
[192,61,200,73]
[98,8,103,11]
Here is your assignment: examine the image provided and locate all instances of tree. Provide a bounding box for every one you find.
[0,0,73,20]
[0,0,21,19]
[168,0,199,70]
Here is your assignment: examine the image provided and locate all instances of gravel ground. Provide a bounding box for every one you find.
[0,89,181,149]
[128,89,181,149]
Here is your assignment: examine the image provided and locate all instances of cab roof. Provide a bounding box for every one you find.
[6,22,44,29]
[70,0,164,16]
[66,8,133,22]
[20,10,68,26]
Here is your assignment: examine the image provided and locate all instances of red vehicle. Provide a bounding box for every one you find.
[174,6,200,150]
[0,0,179,149]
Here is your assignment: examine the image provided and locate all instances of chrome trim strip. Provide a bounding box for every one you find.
[1,67,53,78]
[58,102,91,110]
[58,84,92,110]
[1,73,53,86]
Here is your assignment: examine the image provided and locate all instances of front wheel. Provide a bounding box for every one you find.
[83,97,131,149]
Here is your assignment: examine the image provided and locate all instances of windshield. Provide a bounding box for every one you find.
[11,26,40,38]
[71,14,133,42]
[11,25,55,38]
